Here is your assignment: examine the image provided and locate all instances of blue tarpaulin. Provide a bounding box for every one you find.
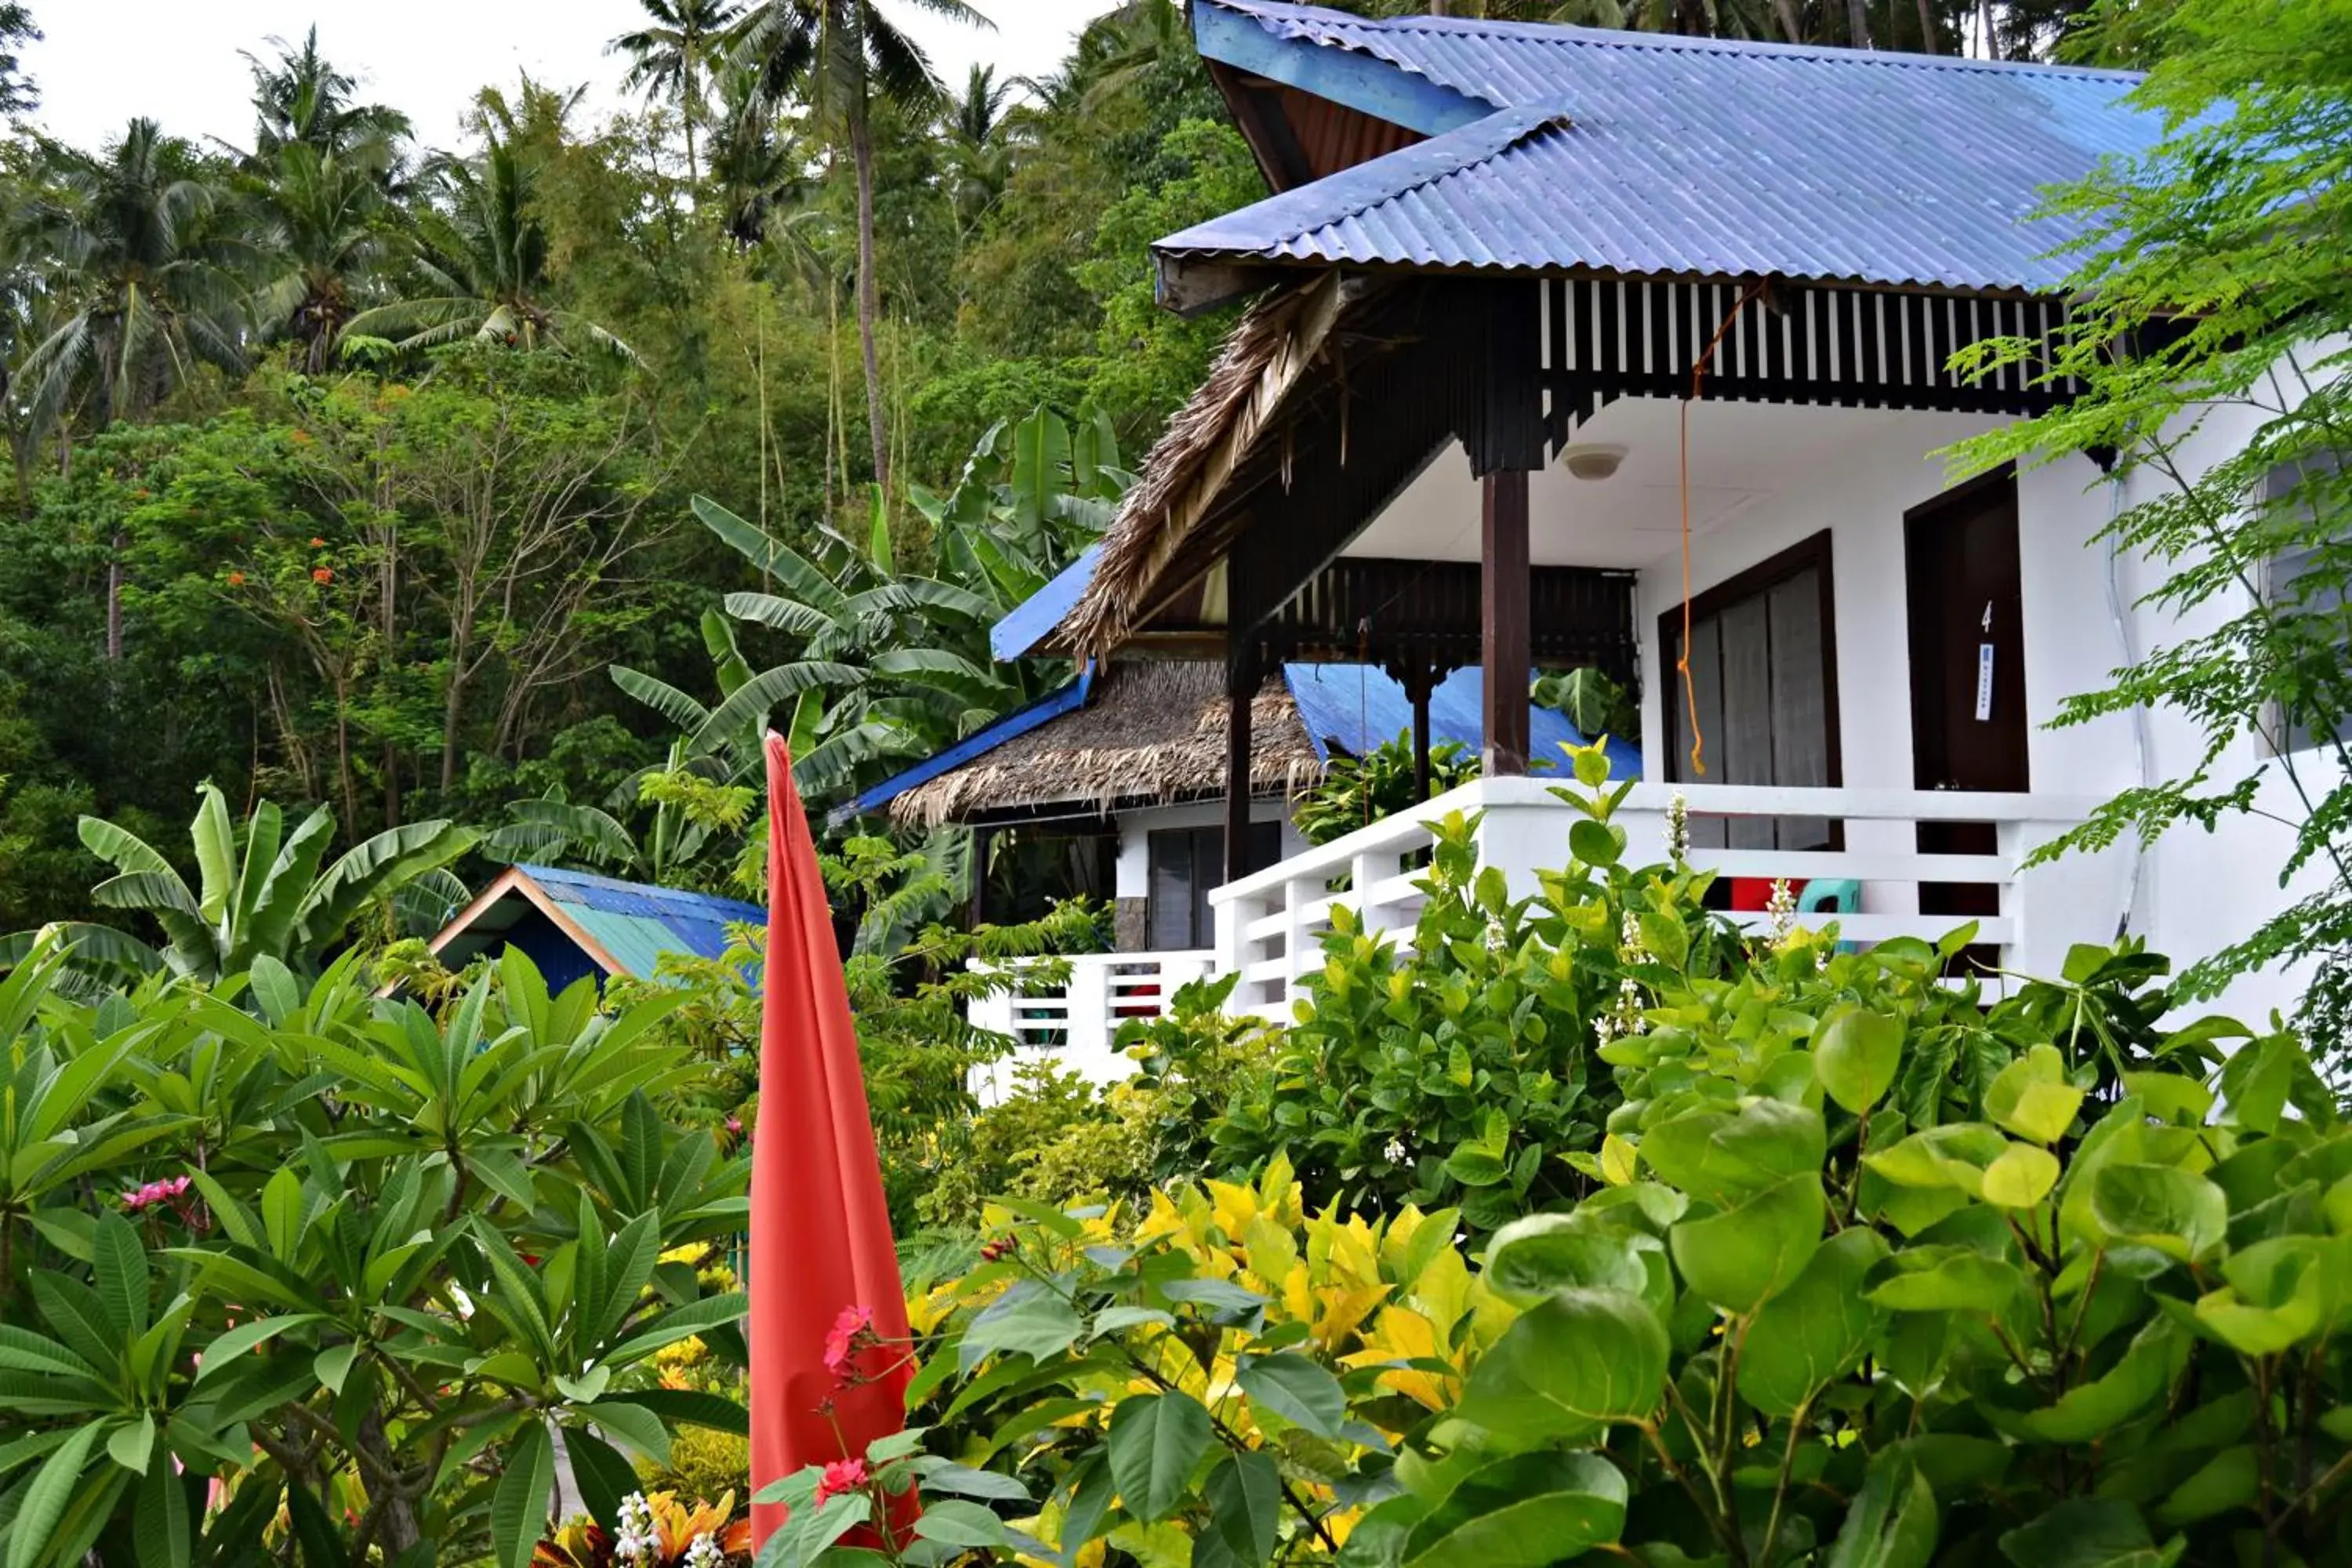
[1283,663,1641,781]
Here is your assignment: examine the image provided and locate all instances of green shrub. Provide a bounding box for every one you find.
[1294,730,1479,844]
[1212,743,2213,1232]
[0,938,751,1567]
[880,970,2321,1567]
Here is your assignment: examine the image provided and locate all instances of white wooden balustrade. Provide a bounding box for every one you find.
[1207,777,2109,1019]
[964,950,1215,1100]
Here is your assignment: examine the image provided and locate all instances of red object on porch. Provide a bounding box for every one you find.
[1727,877,1807,911]
[750,735,913,1550]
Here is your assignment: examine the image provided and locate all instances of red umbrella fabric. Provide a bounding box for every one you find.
[749,735,913,1548]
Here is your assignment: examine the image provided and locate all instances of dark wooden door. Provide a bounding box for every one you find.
[1905,468,2028,956]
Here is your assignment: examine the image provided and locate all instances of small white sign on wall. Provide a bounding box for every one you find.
[1976,642,1996,722]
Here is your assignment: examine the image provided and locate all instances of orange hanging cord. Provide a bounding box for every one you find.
[1677,280,1769,779]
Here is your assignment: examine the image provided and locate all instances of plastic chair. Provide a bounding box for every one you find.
[1798,878,1862,953]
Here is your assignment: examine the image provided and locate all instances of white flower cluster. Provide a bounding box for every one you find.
[614,1494,659,1563]
[1595,909,1650,1047]
[684,1532,726,1568]
[1664,789,1690,864]
[1764,877,1798,944]
[1383,1136,1409,1166]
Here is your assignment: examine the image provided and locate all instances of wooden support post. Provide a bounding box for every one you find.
[1482,470,1531,777]
[1225,642,1258,885]
[1412,681,1434,801]
[968,824,991,928]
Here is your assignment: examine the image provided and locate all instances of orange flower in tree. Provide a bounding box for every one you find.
[226,572,246,587]
[309,536,326,548]
[289,429,312,445]
[311,567,333,584]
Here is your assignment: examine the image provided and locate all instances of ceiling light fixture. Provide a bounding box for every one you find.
[1562,443,1628,481]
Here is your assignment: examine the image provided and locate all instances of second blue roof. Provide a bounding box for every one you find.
[1171,0,2168,295]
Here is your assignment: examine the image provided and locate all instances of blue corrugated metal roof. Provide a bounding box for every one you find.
[839,667,1097,822]
[1174,0,2165,294]
[993,544,1101,660]
[521,864,765,972]
[1283,663,1642,781]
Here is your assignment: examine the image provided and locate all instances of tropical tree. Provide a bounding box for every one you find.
[728,0,990,498]
[942,62,1017,231]
[0,2,37,116]
[343,132,634,359]
[239,27,412,170]
[626,403,1127,809]
[15,118,246,439]
[9,780,477,983]
[241,142,396,370]
[1955,0,2352,1057]
[0,937,750,1567]
[610,0,746,186]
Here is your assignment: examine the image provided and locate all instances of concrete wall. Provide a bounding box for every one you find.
[1607,405,2323,1018]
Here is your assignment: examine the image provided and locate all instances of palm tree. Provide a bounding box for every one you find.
[242,143,394,371]
[239,28,412,176]
[944,62,1017,230]
[610,0,745,186]
[16,119,246,438]
[728,0,989,500]
[17,121,246,658]
[343,133,633,359]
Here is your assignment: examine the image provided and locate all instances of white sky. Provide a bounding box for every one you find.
[25,0,1122,154]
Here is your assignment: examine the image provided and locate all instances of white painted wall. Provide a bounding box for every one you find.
[1606,408,2133,998]
[1590,391,2325,1025]
[1111,799,1310,902]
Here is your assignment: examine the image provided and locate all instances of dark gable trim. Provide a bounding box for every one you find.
[1540,278,2080,451]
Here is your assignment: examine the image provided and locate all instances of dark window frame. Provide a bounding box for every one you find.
[1145,820,1282,949]
[1656,529,1844,851]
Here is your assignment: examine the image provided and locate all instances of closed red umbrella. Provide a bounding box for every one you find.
[749,735,912,1549]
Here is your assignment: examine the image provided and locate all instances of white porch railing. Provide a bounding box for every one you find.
[966,950,1215,1098]
[1209,777,2110,1019]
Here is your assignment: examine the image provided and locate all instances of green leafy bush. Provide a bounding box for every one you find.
[877,987,2325,1568]
[1214,746,2216,1232]
[0,937,750,1568]
[1294,731,1478,846]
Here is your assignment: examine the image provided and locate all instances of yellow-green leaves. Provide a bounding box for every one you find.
[1482,1212,1657,1308]
[1456,1287,1668,1443]
[1987,1045,2085,1145]
[1864,1123,2007,1198]
[1671,1173,1826,1314]
[2089,1164,2229,1263]
[1400,1452,1628,1568]
[1865,1246,2022,1315]
[1982,1144,2062,1209]
[1738,1228,1889,1417]
[1814,1006,1903,1113]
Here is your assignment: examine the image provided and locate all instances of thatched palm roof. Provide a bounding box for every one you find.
[1062,271,1377,658]
[887,662,1323,831]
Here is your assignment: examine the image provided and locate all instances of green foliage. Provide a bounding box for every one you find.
[1214,745,2227,1233]
[0,935,750,1566]
[1530,665,1637,743]
[1951,0,2352,1049]
[5,780,474,984]
[1294,732,1479,847]
[897,944,2339,1568]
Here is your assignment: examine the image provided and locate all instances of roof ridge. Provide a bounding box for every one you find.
[1210,0,2146,85]
[1157,101,1573,256]
[517,862,763,911]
